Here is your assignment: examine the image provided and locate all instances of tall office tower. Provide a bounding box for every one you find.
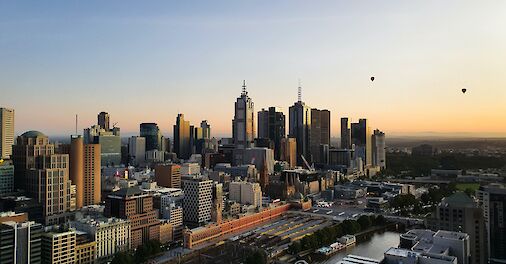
[371,129,386,169]
[257,107,285,160]
[174,114,191,160]
[200,120,211,139]
[477,184,506,264]
[41,227,76,264]
[97,112,110,131]
[70,136,85,208]
[427,192,487,264]
[70,136,101,209]
[210,182,223,224]
[128,136,146,166]
[182,178,212,227]
[0,160,14,195]
[351,119,372,166]
[280,137,297,169]
[340,117,351,149]
[104,186,160,249]
[0,108,15,159]
[155,164,181,188]
[243,147,275,175]
[0,220,43,264]
[140,123,161,151]
[259,162,269,191]
[310,108,330,164]
[289,85,311,166]
[84,123,121,166]
[232,80,255,149]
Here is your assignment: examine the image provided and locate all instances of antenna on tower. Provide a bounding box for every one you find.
[75,114,78,135]
[242,80,247,95]
[298,79,302,102]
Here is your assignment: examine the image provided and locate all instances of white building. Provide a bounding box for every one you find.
[128,136,145,165]
[181,163,201,177]
[372,129,386,169]
[71,217,131,261]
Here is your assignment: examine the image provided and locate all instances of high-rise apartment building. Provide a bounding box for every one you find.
[232,81,255,149]
[0,220,43,264]
[310,108,330,164]
[211,182,223,224]
[140,123,161,151]
[477,184,506,264]
[104,186,160,249]
[340,117,351,149]
[97,112,110,131]
[289,88,311,166]
[182,178,212,227]
[13,131,73,225]
[41,227,76,264]
[257,107,285,160]
[0,108,15,159]
[174,114,191,160]
[372,129,386,169]
[427,192,487,264]
[70,136,101,209]
[351,119,372,166]
[155,163,181,188]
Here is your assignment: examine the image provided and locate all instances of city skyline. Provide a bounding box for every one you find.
[2,1,506,137]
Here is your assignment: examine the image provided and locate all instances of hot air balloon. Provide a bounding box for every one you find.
[462,88,467,94]
[370,76,375,82]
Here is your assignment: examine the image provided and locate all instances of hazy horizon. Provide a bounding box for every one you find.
[2,1,506,138]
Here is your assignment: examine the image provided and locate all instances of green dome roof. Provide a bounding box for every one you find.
[21,130,46,138]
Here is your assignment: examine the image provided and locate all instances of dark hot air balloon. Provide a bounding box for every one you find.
[462,88,467,94]
[370,76,375,82]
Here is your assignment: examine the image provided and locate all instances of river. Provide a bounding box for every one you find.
[319,231,400,264]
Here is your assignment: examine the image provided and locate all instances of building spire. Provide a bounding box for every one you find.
[242,80,247,96]
[298,79,302,102]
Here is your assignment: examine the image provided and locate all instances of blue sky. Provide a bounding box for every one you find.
[2,1,506,137]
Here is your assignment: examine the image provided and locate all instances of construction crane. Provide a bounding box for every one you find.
[300,155,314,171]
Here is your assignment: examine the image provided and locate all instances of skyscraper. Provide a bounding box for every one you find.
[174,114,191,160]
[257,107,285,160]
[289,86,311,166]
[140,123,161,151]
[0,107,15,159]
[351,119,372,166]
[340,117,351,149]
[310,108,330,164]
[477,184,506,264]
[0,160,14,196]
[182,178,212,227]
[97,112,110,131]
[280,137,297,169]
[232,80,255,149]
[128,136,146,166]
[200,120,211,139]
[372,129,386,169]
[211,182,223,224]
[427,192,487,264]
[70,135,102,209]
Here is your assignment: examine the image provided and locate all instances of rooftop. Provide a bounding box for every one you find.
[20,130,46,138]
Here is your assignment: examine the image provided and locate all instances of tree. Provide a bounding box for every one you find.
[111,252,134,264]
[357,215,372,230]
[372,215,386,226]
[245,250,266,264]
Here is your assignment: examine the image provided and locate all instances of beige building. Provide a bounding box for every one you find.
[42,227,76,264]
[280,137,297,169]
[75,232,96,264]
[0,108,14,159]
[70,136,101,209]
[229,181,262,208]
[72,217,130,262]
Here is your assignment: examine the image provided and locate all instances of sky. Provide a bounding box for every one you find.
[1,1,506,138]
